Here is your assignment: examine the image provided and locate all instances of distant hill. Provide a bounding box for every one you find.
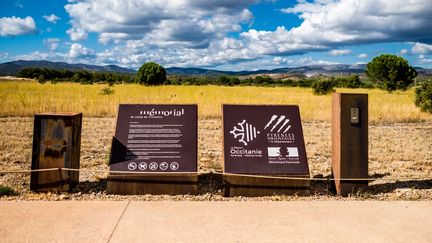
[167,64,367,76]
[1,60,431,77]
[167,64,432,76]
[0,60,135,76]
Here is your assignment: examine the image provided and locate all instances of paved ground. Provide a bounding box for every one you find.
[0,201,431,242]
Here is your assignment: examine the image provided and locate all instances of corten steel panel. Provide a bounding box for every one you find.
[223,105,309,176]
[332,93,368,196]
[30,113,82,192]
[109,104,198,173]
[223,174,310,197]
[107,173,199,195]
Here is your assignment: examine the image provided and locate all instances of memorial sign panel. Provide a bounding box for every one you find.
[110,104,197,173]
[223,105,309,175]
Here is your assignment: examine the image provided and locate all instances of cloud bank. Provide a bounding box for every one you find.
[6,0,432,69]
[0,16,36,37]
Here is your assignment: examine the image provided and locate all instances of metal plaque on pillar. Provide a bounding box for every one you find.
[332,93,368,196]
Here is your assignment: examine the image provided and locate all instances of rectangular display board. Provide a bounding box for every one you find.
[110,104,197,173]
[223,105,309,175]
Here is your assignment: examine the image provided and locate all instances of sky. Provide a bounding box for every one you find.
[0,0,432,71]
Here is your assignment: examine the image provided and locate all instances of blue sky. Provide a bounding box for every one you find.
[1,0,432,70]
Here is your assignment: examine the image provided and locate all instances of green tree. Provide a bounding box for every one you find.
[365,54,417,91]
[136,62,166,85]
[37,74,46,84]
[311,79,335,95]
[415,79,432,113]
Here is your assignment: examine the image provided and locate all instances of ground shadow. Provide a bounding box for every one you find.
[72,179,107,194]
[369,173,391,179]
[367,179,432,194]
[68,175,432,197]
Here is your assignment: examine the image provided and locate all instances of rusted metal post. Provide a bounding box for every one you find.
[332,93,368,196]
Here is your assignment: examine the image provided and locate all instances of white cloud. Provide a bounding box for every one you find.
[0,52,9,59]
[43,14,60,24]
[412,42,432,54]
[43,38,60,51]
[15,51,50,60]
[400,49,408,55]
[418,54,432,63]
[68,43,95,59]
[66,28,87,41]
[329,49,351,56]
[14,51,67,63]
[296,56,338,66]
[0,16,36,37]
[64,0,255,46]
[358,53,368,58]
[272,57,294,65]
[47,0,432,69]
[277,0,432,49]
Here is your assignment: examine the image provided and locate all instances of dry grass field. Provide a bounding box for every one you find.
[0,80,431,200]
[0,80,430,123]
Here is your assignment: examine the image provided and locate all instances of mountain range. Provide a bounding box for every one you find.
[0,60,135,76]
[0,60,431,77]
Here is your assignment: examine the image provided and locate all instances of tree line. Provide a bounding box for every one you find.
[17,67,135,84]
[17,64,372,88]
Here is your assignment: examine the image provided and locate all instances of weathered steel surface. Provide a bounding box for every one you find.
[223,174,310,197]
[107,173,199,195]
[30,113,82,192]
[332,93,368,196]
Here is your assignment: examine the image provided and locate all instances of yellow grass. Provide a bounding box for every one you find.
[0,80,430,122]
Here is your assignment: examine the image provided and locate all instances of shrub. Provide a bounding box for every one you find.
[38,74,46,84]
[100,86,115,95]
[0,185,16,197]
[336,75,363,88]
[311,79,336,95]
[415,79,432,113]
[136,62,167,85]
[298,79,313,88]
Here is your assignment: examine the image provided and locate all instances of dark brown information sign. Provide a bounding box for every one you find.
[110,104,197,172]
[223,105,309,175]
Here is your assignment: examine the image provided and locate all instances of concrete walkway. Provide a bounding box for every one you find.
[0,201,431,242]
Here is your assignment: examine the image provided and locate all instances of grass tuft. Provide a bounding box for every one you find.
[0,185,16,197]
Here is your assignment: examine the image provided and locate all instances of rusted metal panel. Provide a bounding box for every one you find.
[107,173,199,195]
[30,113,82,192]
[223,174,310,197]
